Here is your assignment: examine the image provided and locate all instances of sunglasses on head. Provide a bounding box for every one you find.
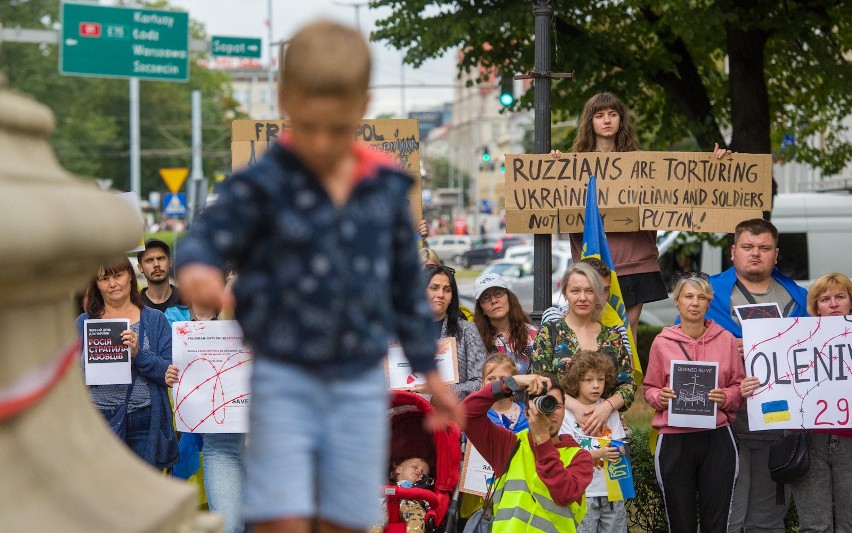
[677,271,710,281]
[424,264,456,276]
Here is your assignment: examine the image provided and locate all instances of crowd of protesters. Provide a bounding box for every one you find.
[71,17,852,533]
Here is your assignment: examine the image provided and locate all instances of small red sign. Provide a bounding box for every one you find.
[79,22,102,38]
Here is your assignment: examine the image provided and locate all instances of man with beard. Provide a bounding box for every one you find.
[137,239,180,312]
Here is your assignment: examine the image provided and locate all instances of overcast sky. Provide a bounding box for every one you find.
[160,0,458,118]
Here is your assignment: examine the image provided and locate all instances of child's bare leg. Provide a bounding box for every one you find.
[255,517,312,533]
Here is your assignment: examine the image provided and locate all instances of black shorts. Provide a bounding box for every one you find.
[619,271,668,308]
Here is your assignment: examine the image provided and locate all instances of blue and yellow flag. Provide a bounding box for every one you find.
[581,175,642,383]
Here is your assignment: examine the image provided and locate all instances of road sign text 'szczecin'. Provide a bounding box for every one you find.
[60,2,189,81]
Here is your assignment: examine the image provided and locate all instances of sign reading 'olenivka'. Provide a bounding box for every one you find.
[231,119,422,223]
[504,151,773,233]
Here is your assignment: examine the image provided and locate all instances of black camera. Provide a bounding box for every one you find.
[529,394,558,415]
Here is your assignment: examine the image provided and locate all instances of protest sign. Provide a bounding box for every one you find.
[171,320,253,433]
[504,151,772,233]
[668,360,718,429]
[386,337,458,390]
[735,303,782,322]
[743,315,852,431]
[459,443,494,497]
[231,119,422,222]
[83,319,131,385]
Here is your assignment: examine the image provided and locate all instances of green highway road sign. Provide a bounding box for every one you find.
[211,36,262,58]
[60,2,189,81]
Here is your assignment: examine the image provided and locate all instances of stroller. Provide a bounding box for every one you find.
[383,391,463,533]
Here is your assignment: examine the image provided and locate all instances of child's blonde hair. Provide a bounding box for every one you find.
[482,353,518,380]
[560,350,615,398]
[280,20,371,100]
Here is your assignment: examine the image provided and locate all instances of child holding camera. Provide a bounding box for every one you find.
[561,350,627,533]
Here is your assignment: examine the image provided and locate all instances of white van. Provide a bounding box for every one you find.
[641,193,852,326]
[427,235,472,264]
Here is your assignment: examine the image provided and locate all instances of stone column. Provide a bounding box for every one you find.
[0,75,220,532]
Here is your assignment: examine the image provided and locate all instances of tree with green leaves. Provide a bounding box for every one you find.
[372,0,851,179]
[0,0,242,195]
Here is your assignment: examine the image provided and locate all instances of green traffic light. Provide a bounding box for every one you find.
[500,93,514,106]
[482,152,491,162]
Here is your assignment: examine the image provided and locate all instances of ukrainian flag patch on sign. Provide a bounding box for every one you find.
[761,400,791,423]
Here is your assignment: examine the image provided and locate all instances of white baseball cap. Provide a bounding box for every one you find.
[474,273,510,300]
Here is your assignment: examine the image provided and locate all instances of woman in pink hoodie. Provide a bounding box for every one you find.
[644,273,744,533]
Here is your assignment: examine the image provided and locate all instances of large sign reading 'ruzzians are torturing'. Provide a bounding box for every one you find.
[504,151,773,233]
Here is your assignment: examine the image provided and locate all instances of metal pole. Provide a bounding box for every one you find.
[530,0,554,324]
[129,77,141,199]
[267,0,275,118]
[189,90,204,224]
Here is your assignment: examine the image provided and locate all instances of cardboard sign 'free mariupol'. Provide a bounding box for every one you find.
[231,119,422,223]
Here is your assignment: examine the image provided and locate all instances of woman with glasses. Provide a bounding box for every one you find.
[75,258,179,470]
[423,264,487,398]
[472,273,536,374]
[644,272,744,533]
[531,262,635,436]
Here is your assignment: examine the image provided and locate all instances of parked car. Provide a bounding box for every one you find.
[503,240,573,261]
[454,235,530,269]
[427,235,472,264]
[473,251,572,312]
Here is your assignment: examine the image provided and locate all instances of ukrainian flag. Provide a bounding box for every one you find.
[762,400,791,423]
[581,175,642,383]
[602,438,636,501]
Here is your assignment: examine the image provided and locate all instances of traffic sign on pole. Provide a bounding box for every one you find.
[160,167,189,193]
[211,36,262,58]
[163,193,187,217]
[60,2,189,81]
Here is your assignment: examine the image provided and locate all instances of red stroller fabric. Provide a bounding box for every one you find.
[384,391,462,532]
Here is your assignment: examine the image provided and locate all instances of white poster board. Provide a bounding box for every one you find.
[171,320,253,433]
[459,443,495,497]
[744,315,852,430]
[386,337,459,390]
[84,319,131,385]
[668,360,718,429]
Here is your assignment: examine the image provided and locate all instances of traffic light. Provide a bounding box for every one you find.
[500,160,505,173]
[481,146,491,162]
[499,76,514,107]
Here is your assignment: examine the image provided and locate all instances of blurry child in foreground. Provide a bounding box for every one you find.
[175,19,459,533]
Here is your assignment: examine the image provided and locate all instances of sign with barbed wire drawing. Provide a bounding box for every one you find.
[172,320,253,433]
[743,315,852,431]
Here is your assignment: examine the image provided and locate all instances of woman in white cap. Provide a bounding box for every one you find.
[472,273,537,374]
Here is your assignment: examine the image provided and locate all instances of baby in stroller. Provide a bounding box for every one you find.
[391,457,435,532]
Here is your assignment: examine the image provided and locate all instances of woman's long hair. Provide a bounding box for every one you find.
[571,92,638,153]
[425,265,463,338]
[84,257,144,318]
[474,289,532,356]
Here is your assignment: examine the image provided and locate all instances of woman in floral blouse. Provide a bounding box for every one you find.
[531,262,635,435]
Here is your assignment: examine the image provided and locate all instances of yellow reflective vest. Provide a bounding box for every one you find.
[491,430,586,533]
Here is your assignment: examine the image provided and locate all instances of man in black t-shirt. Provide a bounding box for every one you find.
[137,239,180,312]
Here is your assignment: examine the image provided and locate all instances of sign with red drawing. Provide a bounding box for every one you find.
[743,315,852,431]
[385,337,459,391]
[172,320,253,433]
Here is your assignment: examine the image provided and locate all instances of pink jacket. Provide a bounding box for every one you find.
[644,320,745,434]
